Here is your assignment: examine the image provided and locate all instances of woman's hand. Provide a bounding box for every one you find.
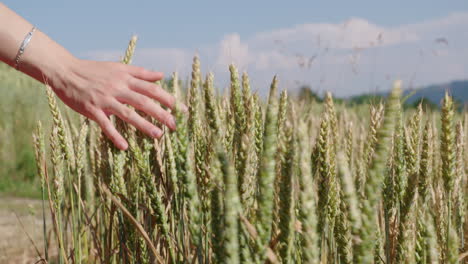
[0,4,185,150]
[48,58,184,150]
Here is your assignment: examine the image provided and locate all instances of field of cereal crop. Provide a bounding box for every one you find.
[15,38,465,263]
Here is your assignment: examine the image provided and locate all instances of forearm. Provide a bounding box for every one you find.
[0,3,75,84]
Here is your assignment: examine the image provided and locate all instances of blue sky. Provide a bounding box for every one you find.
[4,1,468,96]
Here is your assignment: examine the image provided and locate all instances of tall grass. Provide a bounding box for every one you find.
[31,38,468,263]
[0,63,50,197]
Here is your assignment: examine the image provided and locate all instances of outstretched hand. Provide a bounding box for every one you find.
[0,4,186,150]
[48,58,184,150]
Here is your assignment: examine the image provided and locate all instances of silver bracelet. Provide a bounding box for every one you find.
[14,26,37,70]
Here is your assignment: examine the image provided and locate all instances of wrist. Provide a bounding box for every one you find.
[18,29,78,86]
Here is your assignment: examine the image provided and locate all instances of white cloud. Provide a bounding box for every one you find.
[84,12,468,96]
[252,18,418,50]
[254,50,297,71]
[216,33,250,70]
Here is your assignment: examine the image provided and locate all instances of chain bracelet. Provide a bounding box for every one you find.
[14,26,37,70]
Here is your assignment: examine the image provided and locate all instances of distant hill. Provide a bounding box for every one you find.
[348,80,468,107]
[403,80,468,105]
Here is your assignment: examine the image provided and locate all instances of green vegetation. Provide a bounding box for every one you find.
[0,64,49,198]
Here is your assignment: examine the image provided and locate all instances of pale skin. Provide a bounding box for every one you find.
[0,3,186,150]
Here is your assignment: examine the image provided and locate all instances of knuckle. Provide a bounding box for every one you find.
[118,72,132,84]
[134,66,146,76]
[154,85,164,94]
[145,123,156,133]
[163,113,174,125]
[167,94,176,106]
[121,107,134,119]
[101,98,115,111]
[83,102,95,113]
[157,89,175,106]
[114,62,128,72]
[149,87,160,97]
[106,81,123,94]
[133,97,150,110]
[127,66,145,77]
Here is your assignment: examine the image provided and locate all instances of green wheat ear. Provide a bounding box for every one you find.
[335,153,354,264]
[355,80,401,264]
[218,146,241,263]
[441,92,456,194]
[204,72,220,135]
[440,91,458,262]
[316,112,331,233]
[297,120,319,264]
[256,75,279,245]
[33,121,46,187]
[277,117,296,263]
[272,90,288,241]
[454,121,465,245]
[419,121,433,202]
[45,85,75,170]
[209,146,224,263]
[238,94,257,214]
[229,64,246,150]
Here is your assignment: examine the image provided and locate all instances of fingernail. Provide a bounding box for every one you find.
[169,117,177,130]
[181,104,189,113]
[119,141,128,150]
[152,129,162,138]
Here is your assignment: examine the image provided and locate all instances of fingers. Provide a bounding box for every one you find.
[92,110,128,150]
[116,91,177,131]
[129,78,188,112]
[124,66,188,112]
[109,99,164,138]
[126,65,164,82]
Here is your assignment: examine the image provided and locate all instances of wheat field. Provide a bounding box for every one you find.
[30,37,467,263]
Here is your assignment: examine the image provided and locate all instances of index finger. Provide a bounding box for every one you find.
[129,78,188,112]
[126,65,164,82]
